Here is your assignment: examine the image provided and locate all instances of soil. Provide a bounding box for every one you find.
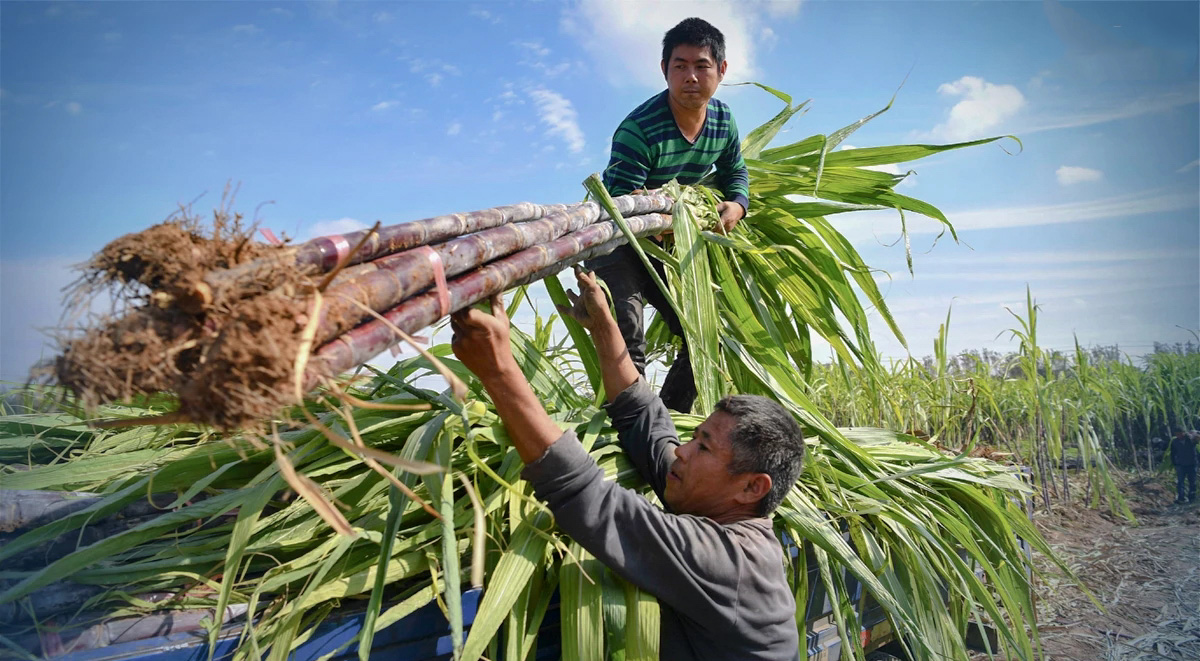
[1022,471,1199,660]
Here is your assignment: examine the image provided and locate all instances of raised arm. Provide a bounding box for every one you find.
[556,267,639,403]
[558,267,678,496]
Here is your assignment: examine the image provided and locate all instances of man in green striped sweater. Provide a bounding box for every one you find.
[586,17,750,414]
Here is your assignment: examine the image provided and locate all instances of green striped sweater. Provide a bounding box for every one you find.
[602,90,750,212]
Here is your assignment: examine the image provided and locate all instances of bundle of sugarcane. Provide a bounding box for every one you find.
[53,186,676,430]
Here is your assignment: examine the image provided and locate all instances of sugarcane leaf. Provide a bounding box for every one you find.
[460,512,552,661]
[0,488,252,604]
[561,542,605,661]
[732,84,809,160]
[207,474,282,661]
[666,183,724,412]
[359,411,445,660]
[582,174,685,329]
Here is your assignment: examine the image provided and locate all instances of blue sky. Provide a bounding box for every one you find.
[2,0,1197,383]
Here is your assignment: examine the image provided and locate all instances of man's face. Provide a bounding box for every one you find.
[665,410,751,517]
[661,44,727,112]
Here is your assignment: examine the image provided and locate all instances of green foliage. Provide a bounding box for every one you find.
[806,294,1200,518]
[0,89,1062,661]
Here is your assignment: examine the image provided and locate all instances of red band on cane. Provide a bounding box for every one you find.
[259,228,284,245]
[314,235,353,271]
[416,246,451,318]
[329,235,351,264]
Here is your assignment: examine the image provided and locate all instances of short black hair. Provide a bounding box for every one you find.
[715,395,805,516]
[662,17,726,67]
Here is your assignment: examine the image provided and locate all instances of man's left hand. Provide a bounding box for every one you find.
[716,201,746,233]
[450,292,516,382]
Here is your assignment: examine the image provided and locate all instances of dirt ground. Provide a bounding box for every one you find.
[1027,472,1200,660]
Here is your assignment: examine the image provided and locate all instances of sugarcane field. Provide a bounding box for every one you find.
[1,4,1197,661]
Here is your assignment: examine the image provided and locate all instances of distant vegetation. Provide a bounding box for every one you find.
[804,294,1200,517]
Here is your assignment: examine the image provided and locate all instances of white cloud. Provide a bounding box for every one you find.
[514,40,570,77]
[1178,159,1199,173]
[232,24,261,35]
[469,7,501,24]
[561,1,793,89]
[373,11,393,23]
[303,218,370,242]
[759,26,778,49]
[406,58,460,77]
[1056,165,1103,186]
[447,122,462,136]
[496,86,520,105]
[935,247,1197,267]
[1021,84,1198,135]
[529,87,585,153]
[102,31,122,43]
[764,0,803,17]
[64,101,82,115]
[1028,69,1054,91]
[921,76,1025,142]
[403,57,460,87]
[944,190,1195,231]
[832,189,1198,241]
[267,7,294,18]
[514,40,551,58]
[371,100,397,112]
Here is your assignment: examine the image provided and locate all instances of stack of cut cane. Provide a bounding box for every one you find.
[54,185,676,429]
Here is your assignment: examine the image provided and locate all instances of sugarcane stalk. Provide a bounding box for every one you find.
[311,192,673,346]
[312,212,674,378]
[191,193,665,308]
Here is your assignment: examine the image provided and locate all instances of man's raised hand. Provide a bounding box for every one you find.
[450,292,515,381]
[556,266,610,331]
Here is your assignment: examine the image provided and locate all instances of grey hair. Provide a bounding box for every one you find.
[714,395,805,515]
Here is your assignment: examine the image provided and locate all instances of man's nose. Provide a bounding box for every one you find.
[674,444,686,461]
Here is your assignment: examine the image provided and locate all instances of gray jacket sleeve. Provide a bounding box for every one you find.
[602,379,680,503]
[522,432,745,629]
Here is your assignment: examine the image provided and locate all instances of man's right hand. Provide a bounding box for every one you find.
[557,266,611,331]
[451,292,516,384]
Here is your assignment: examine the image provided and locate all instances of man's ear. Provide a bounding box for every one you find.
[718,60,728,80]
[661,59,668,80]
[737,473,772,506]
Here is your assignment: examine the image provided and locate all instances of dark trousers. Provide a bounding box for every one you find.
[1176,463,1197,502]
[590,246,696,413]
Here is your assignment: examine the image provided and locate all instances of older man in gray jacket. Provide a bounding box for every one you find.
[450,267,806,660]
